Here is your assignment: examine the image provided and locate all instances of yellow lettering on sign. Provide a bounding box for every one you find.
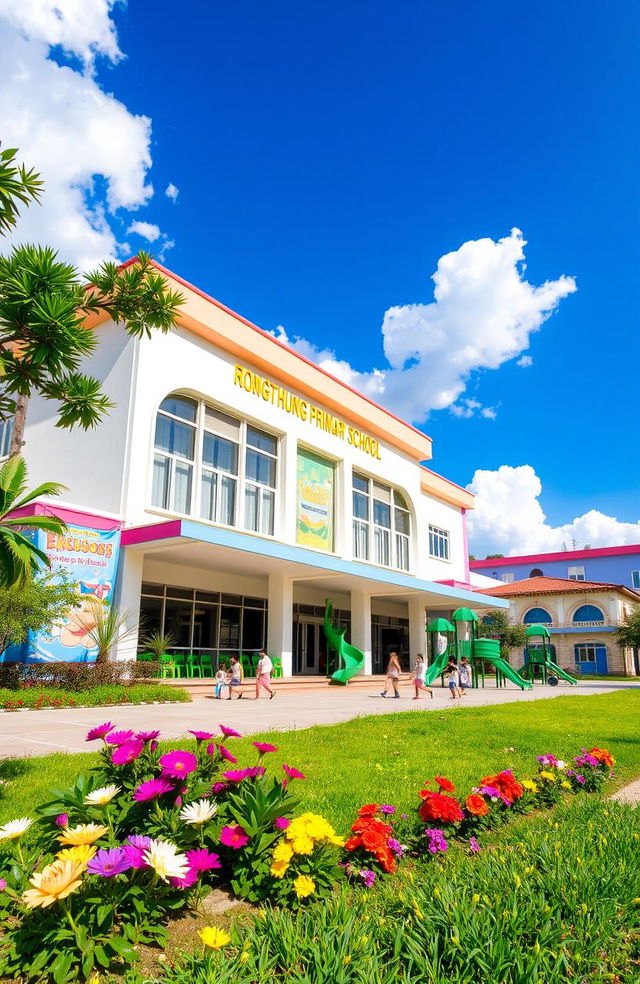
[233,364,382,460]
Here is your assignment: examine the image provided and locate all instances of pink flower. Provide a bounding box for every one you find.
[136,730,160,743]
[218,745,237,764]
[274,817,291,830]
[105,729,135,746]
[283,764,306,780]
[469,837,481,853]
[112,739,144,765]
[189,730,215,742]
[223,769,252,783]
[133,778,174,802]
[206,743,216,757]
[159,750,198,779]
[211,782,228,794]
[55,813,69,828]
[219,725,242,738]
[86,722,115,742]
[169,867,199,889]
[253,742,278,755]
[186,848,222,871]
[0,878,6,891]
[122,844,149,869]
[219,824,250,849]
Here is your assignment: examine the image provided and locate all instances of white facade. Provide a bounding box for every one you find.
[18,264,506,676]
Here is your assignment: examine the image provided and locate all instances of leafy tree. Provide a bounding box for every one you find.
[468,553,476,561]
[0,567,77,654]
[484,553,505,559]
[478,608,527,664]
[617,606,640,652]
[0,145,42,235]
[0,457,67,586]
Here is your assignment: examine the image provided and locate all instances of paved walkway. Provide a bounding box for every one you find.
[0,680,636,759]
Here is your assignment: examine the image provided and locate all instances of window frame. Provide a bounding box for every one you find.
[0,417,13,459]
[150,394,280,537]
[568,566,586,581]
[351,472,411,572]
[428,523,450,562]
[631,570,640,590]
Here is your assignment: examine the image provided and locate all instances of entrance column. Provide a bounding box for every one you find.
[350,589,372,675]
[112,548,144,662]
[408,596,426,670]
[267,573,294,677]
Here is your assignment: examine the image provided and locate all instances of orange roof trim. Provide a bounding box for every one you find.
[478,575,640,602]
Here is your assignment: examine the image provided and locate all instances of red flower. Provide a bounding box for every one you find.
[465,794,489,817]
[481,771,523,804]
[589,747,615,767]
[344,835,363,852]
[418,792,464,824]
[375,846,397,873]
[357,803,380,818]
[434,776,455,793]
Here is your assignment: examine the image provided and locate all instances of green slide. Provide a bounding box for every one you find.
[473,639,533,691]
[324,599,365,685]
[423,651,451,687]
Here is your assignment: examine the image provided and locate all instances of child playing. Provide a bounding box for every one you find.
[214,662,228,699]
[458,657,472,695]
[412,654,434,700]
[445,660,461,700]
[380,651,402,698]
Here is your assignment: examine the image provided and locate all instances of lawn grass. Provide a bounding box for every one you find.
[0,690,638,829]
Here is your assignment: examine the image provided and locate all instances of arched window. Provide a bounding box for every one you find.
[530,568,543,577]
[523,607,552,624]
[352,474,411,571]
[572,604,604,624]
[151,393,277,535]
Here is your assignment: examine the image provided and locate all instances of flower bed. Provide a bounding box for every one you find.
[0,683,190,710]
[0,720,618,983]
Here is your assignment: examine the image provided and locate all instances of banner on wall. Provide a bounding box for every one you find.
[296,449,334,552]
[3,525,121,664]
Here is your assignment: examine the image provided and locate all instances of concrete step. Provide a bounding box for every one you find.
[163,674,389,699]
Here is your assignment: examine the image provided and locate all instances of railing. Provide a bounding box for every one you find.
[543,618,618,630]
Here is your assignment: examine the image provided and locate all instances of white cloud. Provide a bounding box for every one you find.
[517,355,533,368]
[127,220,161,242]
[0,2,171,270]
[165,182,179,202]
[467,464,640,557]
[275,229,576,424]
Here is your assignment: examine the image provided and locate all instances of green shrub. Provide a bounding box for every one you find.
[0,683,189,710]
[0,660,162,692]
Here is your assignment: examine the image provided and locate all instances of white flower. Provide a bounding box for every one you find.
[556,761,566,770]
[142,839,189,882]
[84,785,120,806]
[0,817,33,841]
[179,799,218,826]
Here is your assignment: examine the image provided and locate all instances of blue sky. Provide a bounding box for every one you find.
[2,0,639,555]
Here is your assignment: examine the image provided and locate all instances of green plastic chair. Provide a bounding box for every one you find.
[159,653,176,679]
[250,653,261,675]
[199,653,214,676]
[172,652,188,678]
[240,653,253,677]
[271,655,283,679]
[185,653,204,678]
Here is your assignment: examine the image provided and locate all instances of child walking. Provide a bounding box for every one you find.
[445,660,461,700]
[412,654,434,700]
[458,656,472,695]
[380,651,402,698]
[214,662,228,699]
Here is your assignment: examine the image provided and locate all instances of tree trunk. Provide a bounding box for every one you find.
[9,395,28,457]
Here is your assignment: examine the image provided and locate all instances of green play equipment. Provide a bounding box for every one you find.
[473,637,532,690]
[451,607,532,691]
[324,599,365,685]
[519,624,578,686]
[424,617,455,686]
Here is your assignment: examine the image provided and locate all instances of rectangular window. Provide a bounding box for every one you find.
[244,427,277,535]
[501,572,515,583]
[352,475,370,560]
[575,643,597,663]
[352,474,410,570]
[632,570,640,590]
[428,524,450,561]
[568,566,585,581]
[296,448,335,552]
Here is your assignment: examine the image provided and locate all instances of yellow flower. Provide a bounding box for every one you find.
[199,926,231,950]
[272,842,293,865]
[57,823,108,846]
[240,951,250,963]
[56,844,97,865]
[328,835,345,847]
[343,956,351,965]
[472,893,480,904]
[270,859,290,879]
[561,781,571,790]
[539,771,556,782]
[290,835,314,855]
[293,874,315,898]
[522,780,539,793]
[22,860,84,909]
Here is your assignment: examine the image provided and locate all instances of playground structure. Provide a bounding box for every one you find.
[425,608,533,691]
[519,624,578,686]
[324,599,365,685]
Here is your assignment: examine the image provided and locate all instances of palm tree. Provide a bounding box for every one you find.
[0,456,67,586]
[84,599,141,664]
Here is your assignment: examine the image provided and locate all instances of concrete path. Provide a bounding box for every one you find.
[0,680,636,759]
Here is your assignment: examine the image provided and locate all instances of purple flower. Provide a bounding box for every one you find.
[211,782,228,794]
[478,785,501,800]
[122,844,149,869]
[112,739,144,765]
[575,774,586,784]
[0,878,6,892]
[133,778,174,802]
[469,837,481,854]
[189,730,215,742]
[159,750,198,778]
[105,729,135,746]
[186,848,221,872]
[219,725,242,738]
[359,869,376,888]
[253,742,278,755]
[55,813,69,828]
[86,722,115,742]
[388,838,404,857]
[536,754,558,767]
[87,848,131,878]
[206,743,216,757]
[136,730,161,743]
[223,768,252,784]
[282,764,306,780]
[274,817,291,830]
[218,745,237,764]
[424,828,448,854]
[380,804,396,815]
[127,835,151,850]
[400,813,409,820]
[169,867,199,889]
[219,824,250,849]
[574,753,598,769]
